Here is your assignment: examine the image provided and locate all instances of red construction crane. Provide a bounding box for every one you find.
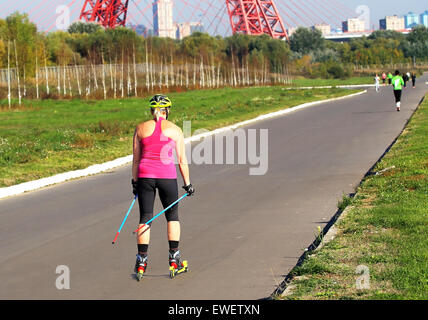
[225,0,288,40]
[80,0,130,28]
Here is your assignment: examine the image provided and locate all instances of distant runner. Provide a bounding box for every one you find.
[387,72,393,85]
[374,74,380,92]
[411,73,417,88]
[381,72,387,85]
[403,72,409,88]
[391,70,404,112]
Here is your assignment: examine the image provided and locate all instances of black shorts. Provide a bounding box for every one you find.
[394,90,402,102]
[137,178,179,224]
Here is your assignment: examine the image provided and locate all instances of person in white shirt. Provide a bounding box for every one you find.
[374,74,380,92]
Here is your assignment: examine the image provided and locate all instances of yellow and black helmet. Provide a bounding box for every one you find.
[149,94,172,109]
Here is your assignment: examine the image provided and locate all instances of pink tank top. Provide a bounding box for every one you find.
[138,118,177,179]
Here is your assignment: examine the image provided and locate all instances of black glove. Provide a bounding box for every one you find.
[183,184,195,196]
[132,179,138,196]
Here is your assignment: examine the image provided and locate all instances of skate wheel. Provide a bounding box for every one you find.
[136,268,145,281]
[169,266,176,279]
[136,272,144,281]
[182,260,189,273]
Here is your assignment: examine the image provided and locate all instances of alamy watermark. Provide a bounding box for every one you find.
[157,121,269,176]
[356,5,370,31]
[55,265,71,290]
[56,5,71,31]
[355,265,370,290]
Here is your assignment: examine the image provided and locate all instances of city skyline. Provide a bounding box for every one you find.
[0,1,427,34]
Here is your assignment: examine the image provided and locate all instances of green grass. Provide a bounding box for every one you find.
[292,77,373,87]
[280,96,428,300]
[0,86,356,187]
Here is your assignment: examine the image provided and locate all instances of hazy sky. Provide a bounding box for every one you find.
[0,0,426,32]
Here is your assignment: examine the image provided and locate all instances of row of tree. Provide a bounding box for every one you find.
[0,13,293,105]
[289,26,428,77]
[0,13,290,80]
[1,11,428,102]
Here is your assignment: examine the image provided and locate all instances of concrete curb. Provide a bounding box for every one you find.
[279,205,353,298]
[0,89,367,200]
[284,84,375,90]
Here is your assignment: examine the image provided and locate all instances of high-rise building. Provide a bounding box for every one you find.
[404,12,420,29]
[175,22,204,40]
[421,10,428,28]
[379,15,405,31]
[312,24,331,35]
[153,0,175,38]
[286,27,299,37]
[129,24,154,37]
[342,19,365,33]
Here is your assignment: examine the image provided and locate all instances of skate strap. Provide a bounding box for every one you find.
[170,250,180,259]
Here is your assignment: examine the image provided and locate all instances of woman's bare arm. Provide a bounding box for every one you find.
[174,127,190,186]
[132,127,141,181]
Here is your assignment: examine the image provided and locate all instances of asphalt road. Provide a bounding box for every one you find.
[1,76,427,300]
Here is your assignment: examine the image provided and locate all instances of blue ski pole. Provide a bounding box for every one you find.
[133,193,188,234]
[112,195,138,245]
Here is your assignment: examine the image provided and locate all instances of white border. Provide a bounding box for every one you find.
[284,84,375,90]
[0,90,367,200]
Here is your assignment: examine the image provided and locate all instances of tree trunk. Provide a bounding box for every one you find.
[145,42,150,91]
[44,46,49,95]
[23,67,27,97]
[74,54,82,96]
[159,59,163,89]
[7,41,11,109]
[67,68,72,97]
[165,60,169,89]
[193,58,196,88]
[101,51,107,100]
[35,48,39,99]
[185,60,189,88]
[63,66,67,96]
[121,49,124,98]
[133,42,138,97]
[170,55,174,87]
[13,40,22,105]
[57,67,61,95]
[114,56,117,99]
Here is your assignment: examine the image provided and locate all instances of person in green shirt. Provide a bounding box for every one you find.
[387,72,393,85]
[391,70,404,112]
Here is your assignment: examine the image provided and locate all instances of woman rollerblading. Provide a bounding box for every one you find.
[131,94,194,280]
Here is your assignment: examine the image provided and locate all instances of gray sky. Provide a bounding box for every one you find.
[0,0,426,33]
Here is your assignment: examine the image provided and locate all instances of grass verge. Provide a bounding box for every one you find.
[279,96,428,300]
[0,86,357,187]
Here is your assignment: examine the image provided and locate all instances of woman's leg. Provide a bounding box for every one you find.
[157,179,181,242]
[394,90,402,110]
[137,179,156,250]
